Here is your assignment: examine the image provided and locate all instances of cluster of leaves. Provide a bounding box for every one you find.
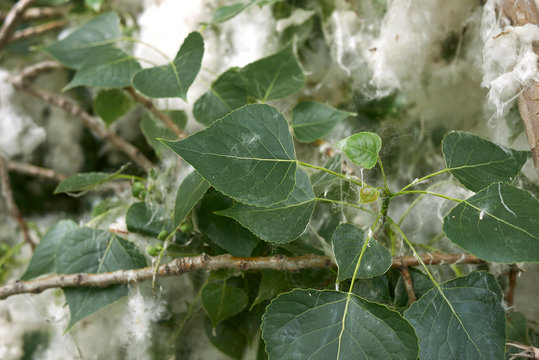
[17,4,539,360]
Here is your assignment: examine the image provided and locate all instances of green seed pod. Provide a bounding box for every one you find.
[360,186,380,203]
[157,229,169,240]
[146,245,159,257]
[155,244,163,251]
[132,181,144,198]
[180,222,193,233]
[149,168,158,179]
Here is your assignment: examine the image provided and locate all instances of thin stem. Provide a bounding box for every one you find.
[377,156,389,192]
[115,174,147,182]
[0,242,24,268]
[298,161,363,187]
[121,36,171,63]
[314,197,371,213]
[398,168,449,193]
[392,190,463,203]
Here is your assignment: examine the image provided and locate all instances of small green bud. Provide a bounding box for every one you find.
[149,168,158,179]
[132,181,144,198]
[179,222,193,233]
[360,186,380,203]
[157,230,169,240]
[146,245,159,257]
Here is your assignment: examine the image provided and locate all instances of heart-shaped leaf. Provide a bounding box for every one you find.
[44,13,121,69]
[262,289,419,360]
[334,132,382,169]
[332,223,392,281]
[162,104,297,207]
[292,101,356,143]
[443,183,539,262]
[173,170,210,228]
[93,89,134,125]
[202,282,248,327]
[132,32,204,99]
[404,271,506,360]
[442,132,528,192]
[217,168,315,243]
[56,227,147,328]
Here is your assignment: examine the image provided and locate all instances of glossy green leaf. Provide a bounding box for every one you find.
[21,220,78,280]
[126,202,166,238]
[195,189,259,256]
[93,89,134,125]
[442,131,528,192]
[262,289,419,360]
[173,170,210,228]
[443,183,539,262]
[292,101,355,143]
[334,132,382,169]
[404,271,506,360]
[56,227,147,328]
[240,45,304,101]
[217,169,315,243]
[332,223,392,281]
[64,48,141,90]
[44,13,121,69]
[202,282,248,327]
[54,166,126,194]
[193,69,247,126]
[163,104,297,207]
[204,318,247,359]
[140,111,186,159]
[132,32,204,99]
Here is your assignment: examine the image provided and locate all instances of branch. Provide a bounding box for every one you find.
[0,0,36,53]
[0,6,66,22]
[11,62,155,172]
[7,161,67,182]
[9,19,67,43]
[505,264,520,308]
[507,342,539,360]
[0,154,35,251]
[125,87,186,139]
[0,252,484,300]
[398,264,416,304]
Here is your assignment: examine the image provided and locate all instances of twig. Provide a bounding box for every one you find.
[7,161,67,182]
[125,87,186,139]
[11,62,154,172]
[0,0,36,53]
[505,264,520,308]
[0,6,66,22]
[0,252,484,300]
[507,342,539,360]
[398,264,416,304]
[9,20,67,43]
[0,154,35,251]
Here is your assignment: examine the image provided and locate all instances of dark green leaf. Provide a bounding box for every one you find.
[292,101,355,143]
[404,271,506,360]
[126,202,166,238]
[352,275,391,304]
[195,189,259,256]
[64,47,141,90]
[252,270,287,309]
[202,282,248,327]
[173,171,210,228]
[44,13,121,69]
[132,32,204,99]
[332,223,392,281]
[262,289,419,359]
[240,45,304,101]
[204,318,247,359]
[334,132,382,169]
[443,183,539,262]
[163,104,297,207]
[506,312,531,345]
[21,220,78,280]
[217,168,315,243]
[193,69,247,126]
[392,268,433,307]
[93,89,134,125]
[442,132,528,192]
[56,228,147,328]
[54,166,126,194]
[140,111,187,159]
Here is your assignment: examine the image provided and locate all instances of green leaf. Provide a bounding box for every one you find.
[202,282,248,327]
[292,101,355,143]
[140,111,186,159]
[126,202,166,238]
[44,13,121,69]
[64,48,141,90]
[217,168,315,243]
[84,0,104,11]
[252,270,288,309]
[262,289,419,360]
[404,271,506,360]
[240,45,304,101]
[56,228,147,328]
[442,131,528,192]
[211,2,251,24]
[332,223,392,281]
[334,132,382,169]
[310,154,342,196]
[204,318,247,359]
[443,183,539,262]
[93,89,134,125]
[195,189,259,256]
[162,104,297,207]
[21,220,78,280]
[392,268,433,307]
[193,69,247,126]
[132,32,204,99]
[54,166,126,195]
[173,170,210,228]
[506,312,531,344]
